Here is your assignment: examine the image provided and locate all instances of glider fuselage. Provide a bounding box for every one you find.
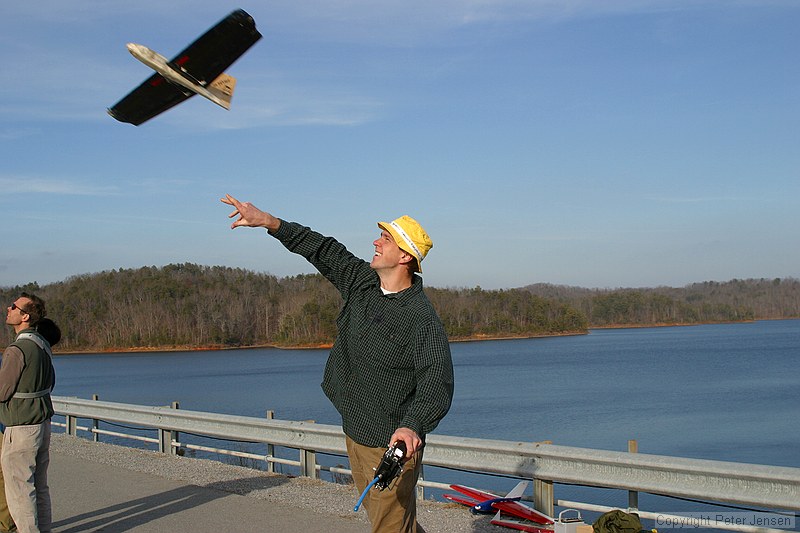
[126,43,228,109]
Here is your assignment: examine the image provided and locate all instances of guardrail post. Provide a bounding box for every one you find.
[533,440,554,517]
[300,419,318,479]
[169,402,180,455]
[158,401,180,454]
[92,394,100,442]
[628,439,639,511]
[266,410,275,473]
[300,449,317,478]
[534,478,554,518]
[158,428,169,454]
[66,414,77,436]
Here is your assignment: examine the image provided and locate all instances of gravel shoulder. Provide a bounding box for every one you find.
[51,433,499,532]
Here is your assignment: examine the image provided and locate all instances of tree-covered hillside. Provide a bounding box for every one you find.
[4,266,797,352]
[523,278,800,326]
[1,264,586,352]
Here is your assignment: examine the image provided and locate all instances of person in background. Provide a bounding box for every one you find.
[1,294,56,533]
[0,318,59,533]
[222,194,454,533]
[34,321,60,350]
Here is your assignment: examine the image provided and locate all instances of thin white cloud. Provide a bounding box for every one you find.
[646,194,745,204]
[3,1,211,23]
[0,128,40,141]
[0,177,119,195]
[223,93,383,128]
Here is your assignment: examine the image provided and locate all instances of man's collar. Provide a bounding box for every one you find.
[15,326,36,338]
[380,275,423,300]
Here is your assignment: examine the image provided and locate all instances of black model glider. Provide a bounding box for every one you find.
[107,9,262,126]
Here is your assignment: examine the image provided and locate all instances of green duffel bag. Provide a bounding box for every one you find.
[593,510,644,533]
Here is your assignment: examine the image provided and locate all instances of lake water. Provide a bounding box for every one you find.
[51,319,800,520]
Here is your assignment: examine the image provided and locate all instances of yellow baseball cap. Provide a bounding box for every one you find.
[377,215,433,272]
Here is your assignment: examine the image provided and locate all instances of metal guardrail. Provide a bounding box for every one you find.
[52,396,800,522]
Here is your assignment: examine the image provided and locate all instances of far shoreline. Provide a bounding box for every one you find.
[48,319,779,356]
[51,330,587,356]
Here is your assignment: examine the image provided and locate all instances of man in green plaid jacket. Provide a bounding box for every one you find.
[222,194,454,533]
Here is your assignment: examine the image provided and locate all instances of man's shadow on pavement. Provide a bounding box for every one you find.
[52,474,291,533]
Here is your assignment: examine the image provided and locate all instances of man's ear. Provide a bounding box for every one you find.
[398,251,414,266]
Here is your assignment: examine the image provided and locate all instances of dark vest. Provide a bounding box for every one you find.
[1,329,55,426]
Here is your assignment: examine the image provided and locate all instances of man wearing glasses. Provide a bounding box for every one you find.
[2,293,55,533]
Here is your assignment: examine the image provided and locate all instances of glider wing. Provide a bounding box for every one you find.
[108,9,261,125]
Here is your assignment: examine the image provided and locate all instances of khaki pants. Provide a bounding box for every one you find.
[2,422,51,533]
[0,434,15,532]
[347,436,426,533]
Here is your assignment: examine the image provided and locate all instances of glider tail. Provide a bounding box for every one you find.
[208,73,237,109]
[505,481,529,499]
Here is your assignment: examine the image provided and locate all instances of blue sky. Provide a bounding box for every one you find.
[1,1,798,290]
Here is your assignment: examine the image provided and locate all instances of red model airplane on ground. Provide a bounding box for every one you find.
[443,481,554,532]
